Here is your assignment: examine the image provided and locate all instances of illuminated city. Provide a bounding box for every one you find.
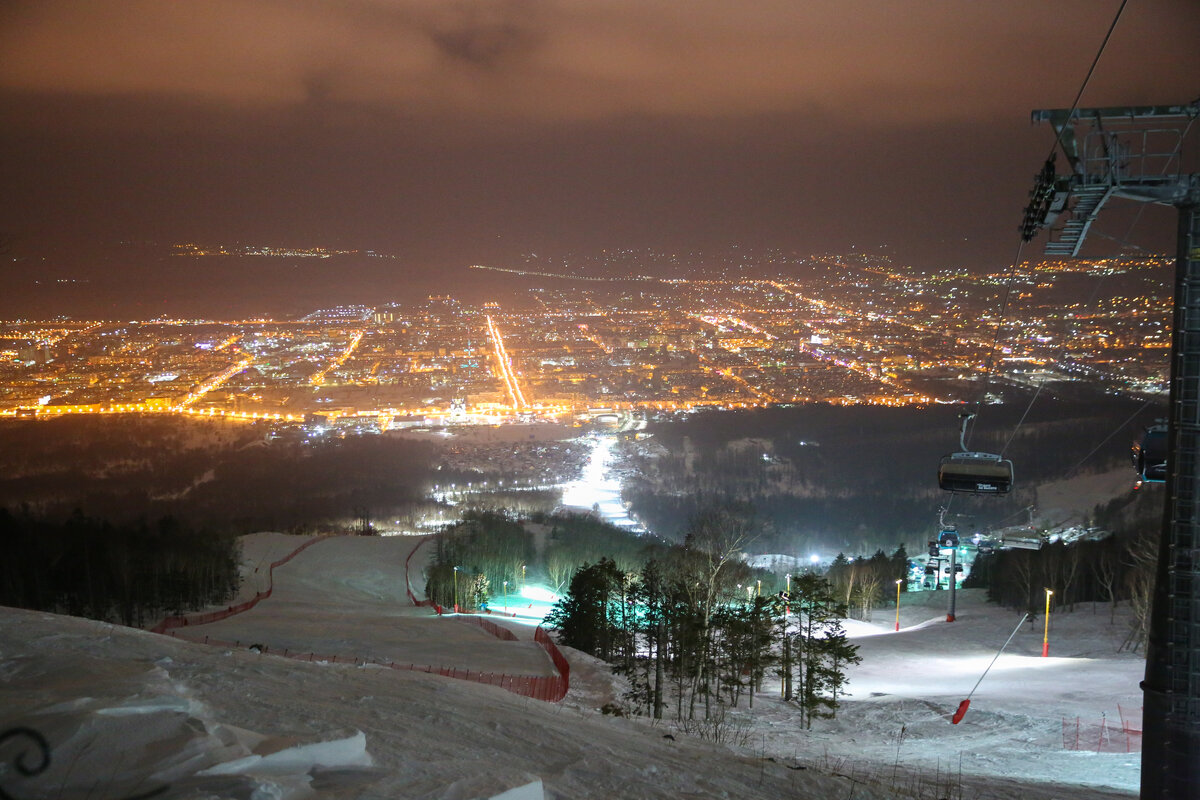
[0,253,1171,425]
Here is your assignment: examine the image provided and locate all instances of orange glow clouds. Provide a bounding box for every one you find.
[3,1,1196,125]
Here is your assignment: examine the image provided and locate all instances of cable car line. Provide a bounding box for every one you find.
[940,0,1131,495]
[1043,0,1130,164]
[998,378,1047,457]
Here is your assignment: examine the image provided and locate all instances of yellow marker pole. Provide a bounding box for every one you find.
[1042,588,1053,657]
[895,579,903,632]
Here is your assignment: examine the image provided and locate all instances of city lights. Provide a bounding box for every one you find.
[0,255,1171,423]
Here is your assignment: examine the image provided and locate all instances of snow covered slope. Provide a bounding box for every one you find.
[0,533,1147,799]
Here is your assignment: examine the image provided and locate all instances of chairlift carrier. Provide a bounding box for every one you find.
[938,413,1014,494]
[1132,423,1167,483]
[938,527,960,549]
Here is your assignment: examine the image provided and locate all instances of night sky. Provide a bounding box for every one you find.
[1,1,1198,316]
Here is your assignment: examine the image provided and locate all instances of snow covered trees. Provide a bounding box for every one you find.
[545,558,626,660]
[825,547,908,621]
[427,511,533,610]
[784,573,862,728]
[546,526,860,730]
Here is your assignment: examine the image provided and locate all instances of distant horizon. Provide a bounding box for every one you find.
[0,241,1178,320]
[3,2,1195,322]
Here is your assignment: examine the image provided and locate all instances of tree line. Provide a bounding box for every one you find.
[426,510,537,611]
[546,510,861,733]
[427,506,867,730]
[0,507,240,627]
[425,510,663,611]
[0,416,440,532]
[825,547,909,621]
[626,394,1156,554]
[964,486,1162,651]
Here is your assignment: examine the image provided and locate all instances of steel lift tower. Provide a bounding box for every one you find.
[1023,100,1199,799]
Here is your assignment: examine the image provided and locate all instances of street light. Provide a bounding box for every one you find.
[453,566,461,613]
[503,580,508,614]
[1043,588,1054,657]
[895,579,903,632]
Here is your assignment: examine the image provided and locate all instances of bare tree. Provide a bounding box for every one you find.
[1056,543,1083,612]
[674,507,756,720]
[1010,549,1037,616]
[1091,541,1120,623]
[1120,527,1159,653]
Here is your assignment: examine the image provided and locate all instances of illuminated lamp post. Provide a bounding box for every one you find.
[453,566,461,613]
[895,579,903,632]
[504,580,508,614]
[1043,588,1053,657]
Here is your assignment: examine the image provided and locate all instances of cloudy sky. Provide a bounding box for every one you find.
[1,1,1197,300]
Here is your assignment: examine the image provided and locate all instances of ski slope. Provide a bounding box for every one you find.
[0,533,1146,799]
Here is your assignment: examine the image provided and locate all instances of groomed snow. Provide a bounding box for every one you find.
[0,533,1145,799]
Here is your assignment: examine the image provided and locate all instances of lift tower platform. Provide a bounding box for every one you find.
[1024,101,1199,799]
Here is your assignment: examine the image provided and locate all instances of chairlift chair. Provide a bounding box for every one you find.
[938,413,1014,495]
[1133,424,1167,483]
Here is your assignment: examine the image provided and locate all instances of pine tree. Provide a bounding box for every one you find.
[789,572,861,728]
[545,559,622,658]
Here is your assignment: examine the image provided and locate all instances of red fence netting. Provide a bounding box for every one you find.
[1062,706,1142,752]
[151,535,334,634]
[156,533,571,703]
[456,614,520,641]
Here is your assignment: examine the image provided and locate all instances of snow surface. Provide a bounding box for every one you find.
[0,533,1146,799]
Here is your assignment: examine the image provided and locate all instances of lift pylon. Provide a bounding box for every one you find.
[1026,100,1200,800]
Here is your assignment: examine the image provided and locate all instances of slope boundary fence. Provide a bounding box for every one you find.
[456,615,520,641]
[1062,705,1143,752]
[150,535,335,634]
[406,534,569,701]
[154,533,571,703]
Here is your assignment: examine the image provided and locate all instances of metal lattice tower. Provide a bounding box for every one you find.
[1025,100,1200,799]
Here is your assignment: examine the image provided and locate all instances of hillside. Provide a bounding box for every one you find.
[0,534,1146,799]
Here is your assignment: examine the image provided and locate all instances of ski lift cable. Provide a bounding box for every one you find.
[998,377,1046,457]
[1043,0,1131,165]
[951,613,1030,724]
[993,503,1036,528]
[966,0,1130,450]
[1061,396,1155,480]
